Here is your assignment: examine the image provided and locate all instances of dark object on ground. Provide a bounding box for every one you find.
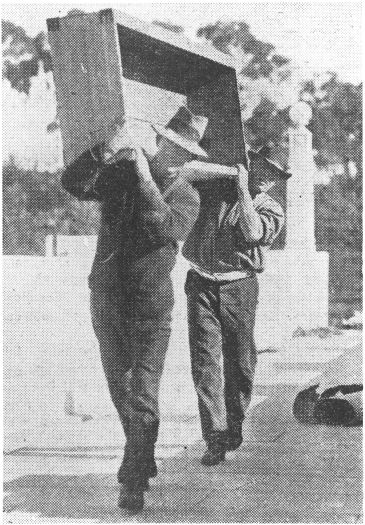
[315,398,357,426]
[293,384,321,425]
[294,383,363,426]
[293,345,362,426]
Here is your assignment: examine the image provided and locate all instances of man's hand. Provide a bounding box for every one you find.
[134,147,153,183]
[236,163,249,190]
[102,122,134,164]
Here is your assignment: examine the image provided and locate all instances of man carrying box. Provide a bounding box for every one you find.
[182,146,291,466]
[61,106,206,512]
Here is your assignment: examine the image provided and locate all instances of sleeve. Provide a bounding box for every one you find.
[61,148,102,201]
[258,200,285,246]
[136,177,200,243]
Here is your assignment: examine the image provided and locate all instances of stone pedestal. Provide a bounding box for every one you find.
[255,250,329,349]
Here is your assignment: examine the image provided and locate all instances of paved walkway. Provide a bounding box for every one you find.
[4,331,362,523]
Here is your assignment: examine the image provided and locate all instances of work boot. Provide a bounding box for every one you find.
[118,486,144,514]
[201,442,226,466]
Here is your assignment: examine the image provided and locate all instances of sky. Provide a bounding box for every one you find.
[2,1,362,84]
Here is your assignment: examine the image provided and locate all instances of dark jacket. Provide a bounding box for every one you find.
[182,180,284,274]
[61,150,200,307]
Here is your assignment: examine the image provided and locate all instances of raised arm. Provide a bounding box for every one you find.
[236,164,264,243]
[236,164,284,246]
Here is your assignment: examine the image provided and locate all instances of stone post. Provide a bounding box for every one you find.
[282,101,329,337]
[45,219,57,256]
[255,101,329,349]
[45,235,54,257]
[286,102,316,253]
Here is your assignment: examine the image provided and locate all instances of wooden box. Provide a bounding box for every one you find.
[47,9,246,166]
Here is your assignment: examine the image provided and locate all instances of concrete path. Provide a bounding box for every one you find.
[4,331,362,523]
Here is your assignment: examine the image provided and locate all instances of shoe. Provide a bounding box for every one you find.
[118,487,144,513]
[226,434,243,452]
[201,445,226,466]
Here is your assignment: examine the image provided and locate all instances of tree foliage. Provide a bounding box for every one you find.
[303,75,362,171]
[3,159,100,255]
[197,21,289,79]
[2,20,52,93]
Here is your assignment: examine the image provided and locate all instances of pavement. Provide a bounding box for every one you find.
[3,255,363,522]
[4,328,362,523]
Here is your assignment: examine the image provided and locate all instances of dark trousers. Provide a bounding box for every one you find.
[185,270,259,445]
[90,289,172,489]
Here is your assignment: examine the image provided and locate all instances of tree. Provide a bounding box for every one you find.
[2,20,52,93]
[197,21,289,80]
[302,74,362,171]
[2,159,100,255]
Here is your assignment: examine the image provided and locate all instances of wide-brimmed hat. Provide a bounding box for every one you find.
[152,106,209,158]
[248,146,292,180]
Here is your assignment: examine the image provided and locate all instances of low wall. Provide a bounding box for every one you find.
[24,236,330,348]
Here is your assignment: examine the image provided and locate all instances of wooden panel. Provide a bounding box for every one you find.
[188,70,246,165]
[111,9,234,69]
[116,24,230,94]
[48,12,125,165]
[122,79,186,126]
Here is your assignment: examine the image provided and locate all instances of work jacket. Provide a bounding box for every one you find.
[182,180,284,274]
[61,150,200,308]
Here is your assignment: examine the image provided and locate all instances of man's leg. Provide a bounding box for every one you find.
[90,290,133,438]
[220,276,259,448]
[185,271,227,461]
[120,313,172,490]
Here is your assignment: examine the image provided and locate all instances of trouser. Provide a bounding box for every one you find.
[90,289,172,489]
[185,270,259,446]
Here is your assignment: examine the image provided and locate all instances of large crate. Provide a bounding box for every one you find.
[47,9,246,166]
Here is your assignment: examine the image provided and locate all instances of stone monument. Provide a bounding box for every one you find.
[255,101,329,348]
